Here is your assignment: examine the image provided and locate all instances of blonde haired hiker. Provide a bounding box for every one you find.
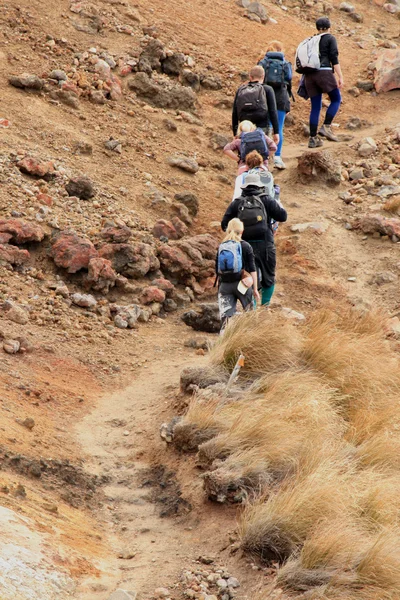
[216,218,259,330]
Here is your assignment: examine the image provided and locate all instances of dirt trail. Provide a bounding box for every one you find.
[74,323,251,599]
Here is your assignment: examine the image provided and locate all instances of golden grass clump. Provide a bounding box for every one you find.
[355,470,400,529]
[209,310,301,376]
[172,396,228,452]
[356,529,400,594]
[302,307,400,411]
[239,459,353,562]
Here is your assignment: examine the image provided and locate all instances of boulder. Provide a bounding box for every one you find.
[182,304,220,333]
[113,305,141,329]
[339,2,355,10]
[171,202,193,225]
[9,73,44,90]
[171,216,188,238]
[374,49,400,93]
[66,176,95,200]
[161,53,185,76]
[100,223,132,243]
[17,156,55,179]
[5,304,29,325]
[200,74,223,90]
[141,286,166,304]
[297,150,342,185]
[139,39,166,71]
[49,89,80,108]
[167,156,199,173]
[181,70,201,92]
[0,219,45,244]
[0,244,30,266]
[209,132,230,150]
[98,242,159,278]
[50,230,98,273]
[87,257,117,293]
[151,277,175,296]
[354,214,400,239]
[158,234,217,283]
[246,1,268,23]
[152,219,179,240]
[174,192,199,216]
[128,72,196,110]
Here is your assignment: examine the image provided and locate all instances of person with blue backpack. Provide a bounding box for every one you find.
[258,41,293,170]
[216,218,259,330]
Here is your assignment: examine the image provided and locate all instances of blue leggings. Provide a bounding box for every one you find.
[275,110,286,157]
[309,88,341,137]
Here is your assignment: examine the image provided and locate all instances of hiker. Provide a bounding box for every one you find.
[232,150,275,201]
[296,17,344,148]
[231,66,280,144]
[258,41,293,170]
[221,172,287,307]
[216,218,259,330]
[224,120,277,200]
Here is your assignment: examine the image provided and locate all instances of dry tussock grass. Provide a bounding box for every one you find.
[209,310,301,376]
[176,304,400,597]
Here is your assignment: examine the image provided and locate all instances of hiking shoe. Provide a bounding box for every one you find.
[319,124,339,142]
[274,156,286,170]
[308,136,323,149]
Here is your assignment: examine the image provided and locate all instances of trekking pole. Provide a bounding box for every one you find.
[223,353,245,397]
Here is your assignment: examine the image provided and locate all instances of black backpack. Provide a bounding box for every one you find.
[236,82,268,117]
[237,195,268,229]
[240,128,269,161]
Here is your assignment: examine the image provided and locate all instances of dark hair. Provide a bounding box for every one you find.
[316,17,331,30]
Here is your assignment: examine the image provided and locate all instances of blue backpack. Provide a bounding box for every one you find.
[217,240,243,275]
[259,52,292,88]
[240,128,269,161]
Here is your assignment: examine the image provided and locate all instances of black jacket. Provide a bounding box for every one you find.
[319,33,339,69]
[232,83,279,135]
[221,187,287,245]
[215,240,256,283]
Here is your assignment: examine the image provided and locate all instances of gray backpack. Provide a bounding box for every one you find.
[236,82,268,117]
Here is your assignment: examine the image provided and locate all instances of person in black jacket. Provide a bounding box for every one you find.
[221,172,287,306]
[216,218,259,329]
[305,17,344,148]
[232,66,279,144]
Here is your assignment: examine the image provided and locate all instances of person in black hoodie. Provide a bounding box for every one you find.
[221,172,287,306]
[232,66,280,144]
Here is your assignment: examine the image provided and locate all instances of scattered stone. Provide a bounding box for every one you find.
[3,339,20,354]
[358,137,377,157]
[154,588,170,599]
[17,156,55,179]
[107,591,137,600]
[73,141,93,155]
[374,49,400,93]
[100,223,132,244]
[50,230,98,273]
[162,53,185,75]
[66,176,95,200]
[200,74,223,90]
[49,69,67,81]
[246,1,268,22]
[168,156,199,174]
[349,168,365,181]
[113,305,141,329]
[281,307,306,321]
[290,222,328,233]
[354,214,400,239]
[99,242,159,278]
[105,138,122,153]
[297,151,341,185]
[356,80,374,91]
[164,298,178,312]
[90,90,107,105]
[369,271,397,285]
[182,304,220,333]
[71,293,97,308]
[22,417,35,430]
[163,118,178,132]
[49,89,80,108]
[9,73,44,90]
[128,72,196,110]
[340,1,354,10]
[181,69,201,91]
[174,192,199,216]
[5,304,29,325]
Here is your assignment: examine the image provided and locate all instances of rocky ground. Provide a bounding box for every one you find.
[0,0,400,598]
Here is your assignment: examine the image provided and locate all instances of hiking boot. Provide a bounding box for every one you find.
[319,124,339,142]
[274,156,286,170]
[308,136,323,149]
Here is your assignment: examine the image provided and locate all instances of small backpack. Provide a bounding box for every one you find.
[217,240,243,275]
[236,82,268,117]
[240,128,269,161]
[259,53,292,88]
[242,168,274,198]
[295,33,328,74]
[238,195,268,229]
